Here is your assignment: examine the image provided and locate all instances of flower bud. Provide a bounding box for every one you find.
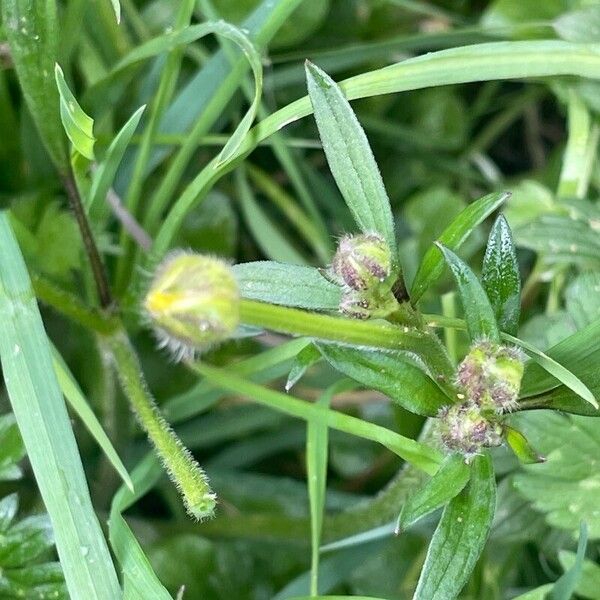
[331,234,392,291]
[438,403,503,458]
[144,252,239,360]
[456,341,524,413]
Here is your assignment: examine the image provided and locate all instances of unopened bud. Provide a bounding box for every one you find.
[438,403,503,458]
[144,252,239,360]
[331,234,392,291]
[456,341,524,413]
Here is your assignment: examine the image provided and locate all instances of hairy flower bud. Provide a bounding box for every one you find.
[438,403,503,458]
[456,341,524,413]
[144,252,239,360]
[331,233,392,291]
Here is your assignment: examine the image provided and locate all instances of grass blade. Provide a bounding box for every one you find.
[306,62,396,252]
[0,212,120,599]
[550,522,588,600]
[482,215,521,335]
[436,243,500,342]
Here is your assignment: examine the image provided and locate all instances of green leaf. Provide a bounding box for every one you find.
[512,585,554,600]
[0,213,120,599]
[413,453,496,600]
[559,550,600,600]
[0,413,25,481]
[554,7,600,43]
[305,62,396,252]
[411,191,510,302]
[550,522,588,600]
[482,214,521,336]
[504,425,545,465]
[396,453,470,532]
[286,343,322,392]
[565,272,600,329]
[51,346,133,492]
[1,0,67,170]
[513,411,600,538]
[436,243,500,343]
[88,104,146,221]
[54,64,95,160]
[109,0,120,23]
[317,343,451,417]
[232,262,341,310]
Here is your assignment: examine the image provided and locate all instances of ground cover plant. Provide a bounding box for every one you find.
[2,0,600,598]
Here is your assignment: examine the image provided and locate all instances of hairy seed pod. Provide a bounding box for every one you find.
[144,252,239,360]
[331,233,392,291]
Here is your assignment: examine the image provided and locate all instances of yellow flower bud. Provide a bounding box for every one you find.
[144,252,239,360]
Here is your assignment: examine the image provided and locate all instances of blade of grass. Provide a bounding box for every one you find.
[0,212,121,599]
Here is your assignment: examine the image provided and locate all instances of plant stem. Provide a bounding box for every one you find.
[61,170,112,308]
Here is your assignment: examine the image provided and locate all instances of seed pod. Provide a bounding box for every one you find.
[144,252,239,360]
[331,233,392,291]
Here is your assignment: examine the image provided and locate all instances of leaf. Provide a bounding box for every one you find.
[0,213,120,599]
[554,7,600,43]
[396,453,470,532]
[317,343,451,417]
[305,62,396,252]
[436,243,500,343]
[512,585,554,600]
[482,214,521,336]
[1,0,67,170]
[51,346,133,492]
[565,272,600,330]
[232,262,341,310]
[413,453,496,600]
[286,343,322,392]
[508,332,598,410]
[512,411,600,538]
[559,550,600,600]
[109,0,120,23]
[0,413,25,481]
[411,191,510,302]
[88,105,146,221]
[550,522,588,600]
[504,425,545,465]
[54,64,95,160]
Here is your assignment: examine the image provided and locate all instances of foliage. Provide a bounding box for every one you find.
[1,0,600,598]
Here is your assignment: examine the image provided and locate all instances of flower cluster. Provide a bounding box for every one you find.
[439,341,525,459]
[330,233,398,319]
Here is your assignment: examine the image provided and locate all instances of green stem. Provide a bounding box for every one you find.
[108,331,216,520]
[192,361,442,474]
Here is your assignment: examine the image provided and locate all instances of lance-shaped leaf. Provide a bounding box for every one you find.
[318,343,452,416]
[1,0,67,170]
[396,453,470,533]
[482,215,521,335]
[550,522,588,600]
[54,64,95,160]
[414,453,496,600]
[286,343,322,391]
[411,191,510,302]
[305,61,396,252]
[504,425,545,465]
[436,243,500,343]
[233,262,341,310]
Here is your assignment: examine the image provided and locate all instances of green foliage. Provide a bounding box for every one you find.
[3,0,600,597]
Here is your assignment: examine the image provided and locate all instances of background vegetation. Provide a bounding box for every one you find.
[2,0,600,598]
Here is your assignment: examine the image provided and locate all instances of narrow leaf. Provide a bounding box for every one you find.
[318,343,451,416]
[482,214,521,335]
[88,105,146,220]
[0,213,120,599]
[233,262,341,310]
[1,0,67,170]
[549,522,588,600]
[504,425,545,465]
[109,0,121,23]
[411,191,510,302]
[305,61,396,252]
[436,243,500,342]
[396,453,470,533]
[51,346,133,491]
[55,64,95,159]
[414,453,496,600]
[286,343,322,391]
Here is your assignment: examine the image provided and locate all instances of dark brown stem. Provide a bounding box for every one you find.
[61,170,113,308]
